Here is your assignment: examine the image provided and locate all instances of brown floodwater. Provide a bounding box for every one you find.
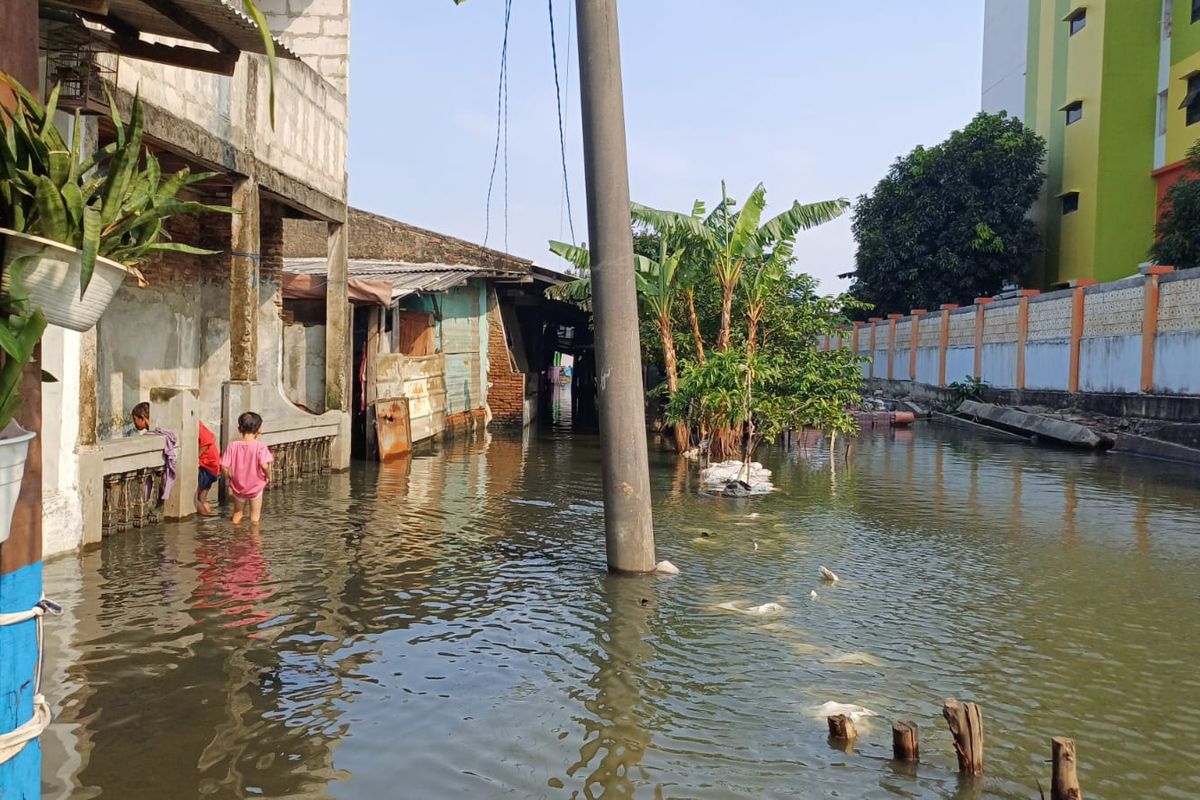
[39,417,1200,798]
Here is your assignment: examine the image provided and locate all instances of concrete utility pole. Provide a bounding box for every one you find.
[574,0,656,572]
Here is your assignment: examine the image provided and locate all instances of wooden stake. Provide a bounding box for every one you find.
[892,721,919,761]
[942,698,984,774]
[1051,737,1081,800]
[827,714,857,741]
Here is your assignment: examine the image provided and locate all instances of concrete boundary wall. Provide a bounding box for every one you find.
[825,266,1200,399]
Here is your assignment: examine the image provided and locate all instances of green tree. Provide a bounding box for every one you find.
[848,112,1045,315]
[1150,141,1200,269]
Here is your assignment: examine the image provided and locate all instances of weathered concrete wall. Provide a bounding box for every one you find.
[1080,280,1142,394]
[1152,273,1200,394]
[981,300,1018,389]
[839,267,1200,408]
[40,327,83,557]
[283,323,327,412]
[1025,292,1072,391]
[114,45,347,212]
[892,319,912,380]
[257,0,351,97]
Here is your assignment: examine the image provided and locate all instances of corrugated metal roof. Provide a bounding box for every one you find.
[86,0,298,59]
[284,258,529,301]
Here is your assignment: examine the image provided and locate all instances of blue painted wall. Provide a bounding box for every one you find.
[945,347,975,384]
[1080,335,1142,393]
[1025,341,1071,391]
[981,343,1018,389]
[1153,332,1200,393]
[0,561,42,799]
[915,348,940,385]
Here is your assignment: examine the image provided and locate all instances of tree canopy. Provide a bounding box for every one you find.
[848,112,1045,315]
[1150,141,1200,269]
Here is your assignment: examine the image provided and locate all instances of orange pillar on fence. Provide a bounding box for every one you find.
[887,314,903,380]
[1141,266,1173,392]
[868,318,882,378]
[1068,279,1095,393]
[909,309,927,380]
[973,297,993,380]
[1015,290,1039,390]
[938,304,957,387]
[823,334,830,351]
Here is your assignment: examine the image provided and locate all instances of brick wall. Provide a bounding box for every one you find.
[486,290,525,425]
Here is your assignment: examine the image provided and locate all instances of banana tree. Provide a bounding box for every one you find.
[546,237,691,450]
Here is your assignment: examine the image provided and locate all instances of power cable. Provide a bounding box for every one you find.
[549,0,577,245]
[484,0,514,250]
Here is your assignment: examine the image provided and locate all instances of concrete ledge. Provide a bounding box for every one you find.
[1112,433,1200,466]
[101,434,167,475]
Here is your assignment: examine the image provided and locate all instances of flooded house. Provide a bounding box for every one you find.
[281,208,582,460]
[36,0,354,556]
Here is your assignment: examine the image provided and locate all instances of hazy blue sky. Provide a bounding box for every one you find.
[349,2,985,293]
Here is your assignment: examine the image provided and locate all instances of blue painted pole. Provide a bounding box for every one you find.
[0,563,42,798]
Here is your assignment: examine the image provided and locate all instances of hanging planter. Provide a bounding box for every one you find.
[0,229,130,333]
[0,421,34,544]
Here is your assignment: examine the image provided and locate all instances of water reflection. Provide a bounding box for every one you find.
[39,424,1200,799]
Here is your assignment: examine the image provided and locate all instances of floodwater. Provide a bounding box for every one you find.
[40,412,1200,798]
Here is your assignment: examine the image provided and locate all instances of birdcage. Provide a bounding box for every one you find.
[41,18,118,114]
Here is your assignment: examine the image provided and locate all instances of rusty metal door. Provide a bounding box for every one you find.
[374,397,412,461]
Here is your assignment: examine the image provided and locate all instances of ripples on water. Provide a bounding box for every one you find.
[40,422,1200,799]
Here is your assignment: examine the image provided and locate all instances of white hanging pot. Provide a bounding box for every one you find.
[0,421,35,545]
[0,228,130,333]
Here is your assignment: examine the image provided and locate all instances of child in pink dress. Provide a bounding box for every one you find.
[220,411,273,524]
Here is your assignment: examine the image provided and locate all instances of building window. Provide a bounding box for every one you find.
[1065,101,1083,125]
[1182,74,1200,125]
[1158,90,1169,136]
[1193,0,1200,24]
[1061,192,1080,215]
[1068,8,1086,35]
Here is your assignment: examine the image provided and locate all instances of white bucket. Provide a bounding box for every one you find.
[0,422,35,544]
[1,228,130,333]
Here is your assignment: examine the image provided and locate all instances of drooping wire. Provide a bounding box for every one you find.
[484,0,514,250]
[549,0,577,245]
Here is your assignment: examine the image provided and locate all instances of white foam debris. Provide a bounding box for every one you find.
[819,566,840,583]
[812,702,877,722]
[715,601,784,616]
[700,460,774,494]
[654,560,680,575]
[809,590,818,600]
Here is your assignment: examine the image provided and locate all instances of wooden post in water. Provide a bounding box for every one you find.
[1050,737,1082,800]
[892,721,919,761]
[942,698,983,774]
[827,714,857,742]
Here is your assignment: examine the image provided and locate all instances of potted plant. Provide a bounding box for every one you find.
[0,74,233,331]
[0,74,233,539]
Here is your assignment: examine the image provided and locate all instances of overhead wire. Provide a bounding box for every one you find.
[484,0,514,250]
[549,0,577,245]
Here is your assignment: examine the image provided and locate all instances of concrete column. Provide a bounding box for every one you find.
[220,382,263,453]
[1015,290,1039,391]
[229,177,260,383]
[867,318,881,379]
[909,310,926,381]
[1141,266,1173,393]
[325,221,352,471]
[1068,279,1095,394]
[938,304,957,387]
[886,314,902,381]
[973,297,993,380]
[151,387,199,521]
[78,327,103,544]
[576,0,655,573]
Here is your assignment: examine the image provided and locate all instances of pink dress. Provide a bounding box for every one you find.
[220,440,274,499]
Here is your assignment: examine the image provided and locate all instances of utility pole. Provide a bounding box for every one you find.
[574,0,656,572]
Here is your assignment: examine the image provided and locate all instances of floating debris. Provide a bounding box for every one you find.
[701,461,774,495]
[819,566,840,583]
[809,590,818,600]
[812,702,877,722]
[824,652,882,667]
[715,601,784,616]
[655,560,680,575]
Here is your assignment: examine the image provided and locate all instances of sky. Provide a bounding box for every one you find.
[348,2,986,294]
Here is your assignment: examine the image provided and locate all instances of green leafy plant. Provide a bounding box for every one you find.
[1,74,234,292]
[948,374,988,406]
[0,261,46,431]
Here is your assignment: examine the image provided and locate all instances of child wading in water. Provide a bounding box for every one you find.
[220,412,273,524]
